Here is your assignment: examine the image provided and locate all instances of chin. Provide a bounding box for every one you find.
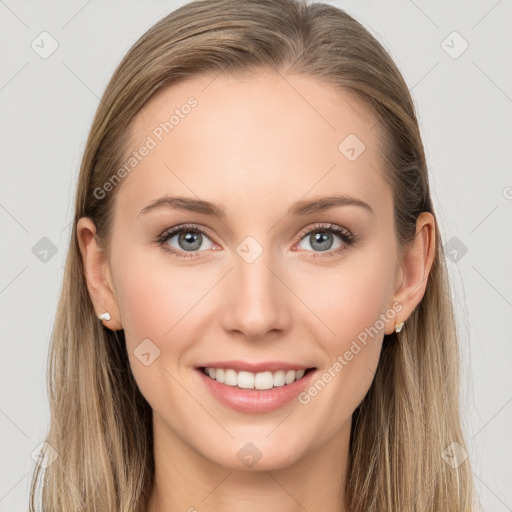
[201,436,308,472]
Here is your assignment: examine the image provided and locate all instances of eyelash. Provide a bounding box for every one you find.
[155,223,356,259]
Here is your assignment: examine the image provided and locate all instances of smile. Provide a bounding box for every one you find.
[200,367,314,390]
[196,364,318,413]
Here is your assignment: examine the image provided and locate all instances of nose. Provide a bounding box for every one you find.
[221,249,292,341]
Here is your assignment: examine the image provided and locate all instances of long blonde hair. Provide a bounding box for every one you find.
[30,0,475,510]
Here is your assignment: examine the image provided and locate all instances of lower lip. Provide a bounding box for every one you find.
[196,368,317,413]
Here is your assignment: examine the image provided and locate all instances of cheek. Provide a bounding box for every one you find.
[293,254,393,401]
[293,257,393,346]
[112,249,224,392]
[293,269,389,433]
[111,253,201,411]
[110,248,196,385]
[115,271,174,343]
[112,244,204,338]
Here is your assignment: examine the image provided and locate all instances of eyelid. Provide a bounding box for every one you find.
[295,222,353,242]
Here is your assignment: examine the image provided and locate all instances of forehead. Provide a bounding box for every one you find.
[116,70,392,223]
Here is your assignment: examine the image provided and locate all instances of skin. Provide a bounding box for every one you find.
[77,69,435,512]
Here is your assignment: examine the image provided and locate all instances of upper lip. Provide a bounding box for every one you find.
[197,360,316,373]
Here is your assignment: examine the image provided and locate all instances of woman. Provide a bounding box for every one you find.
[30,0,475,510]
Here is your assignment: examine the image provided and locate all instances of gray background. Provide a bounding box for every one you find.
[1,0,511,510]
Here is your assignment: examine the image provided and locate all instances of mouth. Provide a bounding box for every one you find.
[195,364,318,413]
[198,366,316,390]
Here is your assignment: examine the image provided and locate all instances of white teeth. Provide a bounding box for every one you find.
[273,370,285,387]
[224,369,238,386]
[237,371,254,389]
[215,368,225,383]
[285,370,296,385]
[254,371,274,390]
[202,367,310,390]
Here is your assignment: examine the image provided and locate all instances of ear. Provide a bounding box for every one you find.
[384,211,436,335]
[76,217,123,331]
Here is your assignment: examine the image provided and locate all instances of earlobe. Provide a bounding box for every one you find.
[387,212,436,334]
[76,217,123,331]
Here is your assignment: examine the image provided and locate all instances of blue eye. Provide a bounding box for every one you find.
[156,223,355,259]
[156,224,214,258]
[295,223,354,258]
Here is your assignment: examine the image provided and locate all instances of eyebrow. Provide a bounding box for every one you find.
[138,194,374,218]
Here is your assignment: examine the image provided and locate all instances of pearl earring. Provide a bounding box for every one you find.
[395,321,404,333]
[98,312,111,321]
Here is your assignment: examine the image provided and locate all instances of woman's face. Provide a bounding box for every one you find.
[84,70,412,470]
